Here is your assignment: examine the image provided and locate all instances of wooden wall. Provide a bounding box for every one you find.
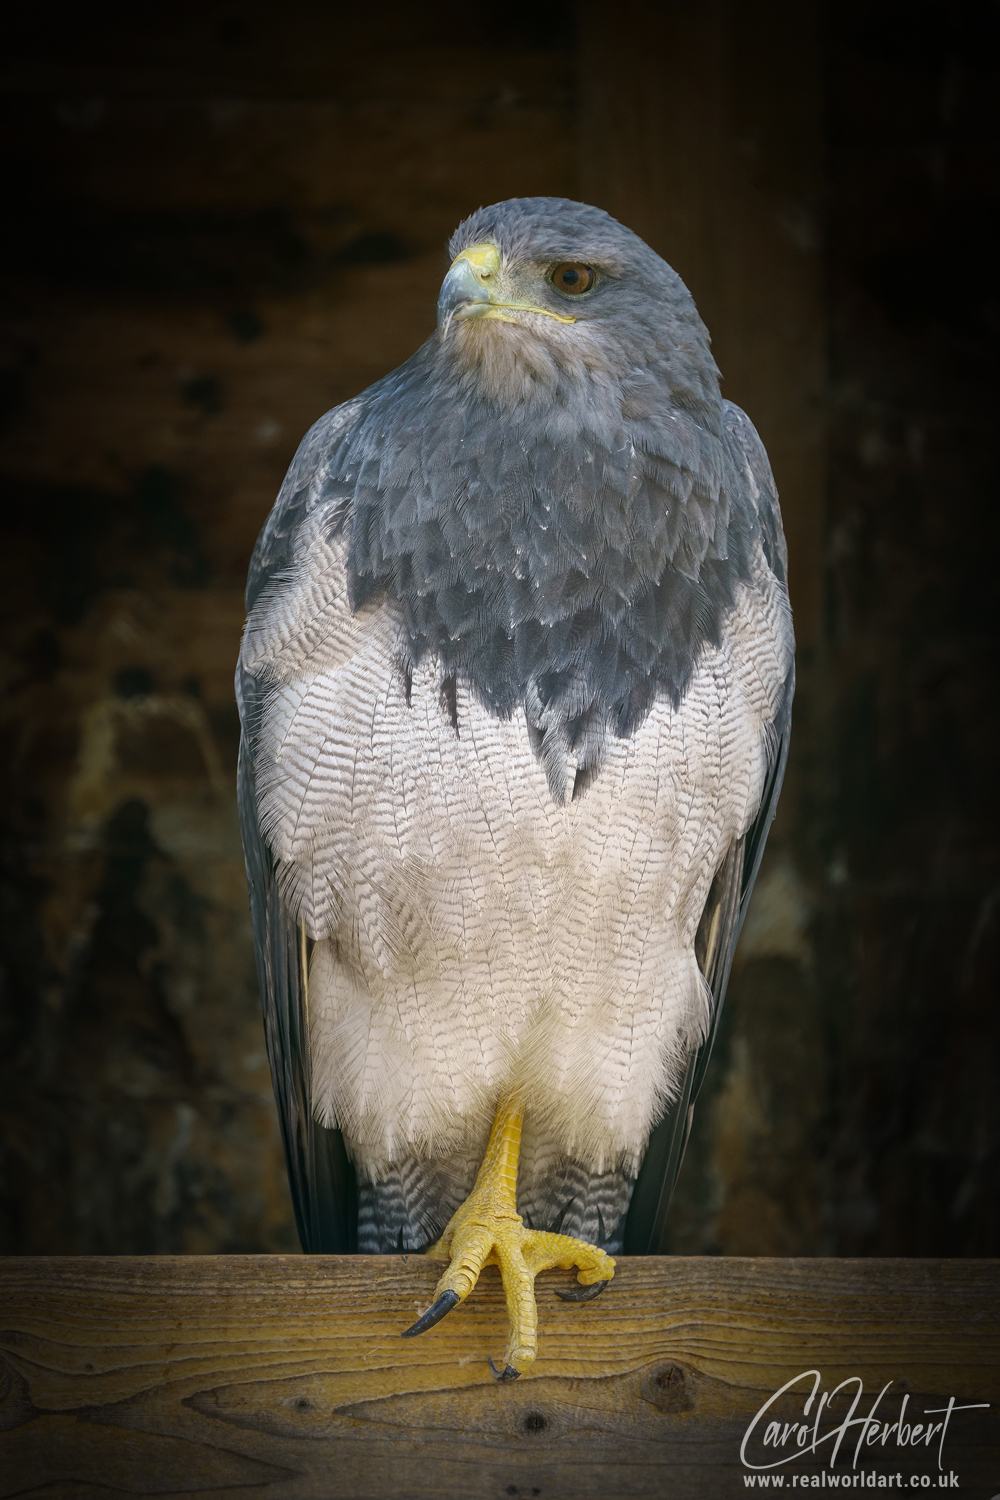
[1,0,997,1258]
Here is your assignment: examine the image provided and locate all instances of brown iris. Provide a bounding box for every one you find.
[549,262,596,296]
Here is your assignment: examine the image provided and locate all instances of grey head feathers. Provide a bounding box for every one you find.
[292,197,774,800]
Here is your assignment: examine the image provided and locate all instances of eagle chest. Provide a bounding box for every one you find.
[247,508,782,1175]
[256,533,767,983]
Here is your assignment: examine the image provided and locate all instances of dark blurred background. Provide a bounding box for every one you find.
[1,0,997,1258]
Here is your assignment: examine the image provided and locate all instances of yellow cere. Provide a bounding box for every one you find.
[453,243,501,278]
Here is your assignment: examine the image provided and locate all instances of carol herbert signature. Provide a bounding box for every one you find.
[740,1370,989,1473]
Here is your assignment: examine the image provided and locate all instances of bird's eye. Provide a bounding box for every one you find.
[549,262,596,296]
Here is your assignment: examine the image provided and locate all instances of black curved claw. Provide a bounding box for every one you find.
[489,1357,521,1382]
[555,1277,611,1303]
[401,1288,460,1338]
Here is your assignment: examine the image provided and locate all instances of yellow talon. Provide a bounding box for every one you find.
[412,1093,615,1377]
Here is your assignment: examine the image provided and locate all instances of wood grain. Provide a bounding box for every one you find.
[1,1257,997,1498]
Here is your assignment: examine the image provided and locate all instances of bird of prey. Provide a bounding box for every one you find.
[237,197,794,1380]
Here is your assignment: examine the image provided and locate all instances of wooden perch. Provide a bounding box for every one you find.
[1,1256,997,1498]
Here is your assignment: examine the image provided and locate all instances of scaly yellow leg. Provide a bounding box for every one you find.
[401,1093,615,1379]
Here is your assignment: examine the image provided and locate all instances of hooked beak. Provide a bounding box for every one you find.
[436,250,495,342]
[436,242,576,342]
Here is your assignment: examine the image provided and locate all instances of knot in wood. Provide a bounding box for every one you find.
[640,1361,694,1413]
